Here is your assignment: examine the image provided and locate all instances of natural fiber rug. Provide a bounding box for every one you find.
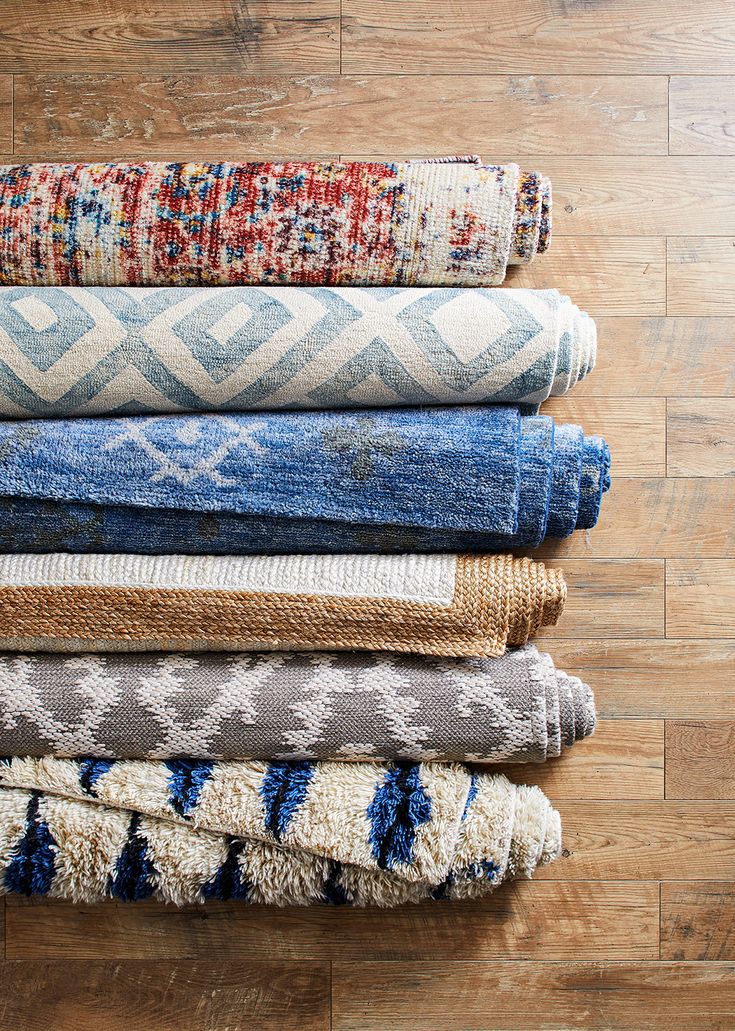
[0,757,560,905]
[0,408,610,553]
[0,552,565,656]
[0,644,594,763]
[0,158,550,288]
[0,286,593,417]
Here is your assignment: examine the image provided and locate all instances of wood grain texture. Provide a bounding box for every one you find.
[573,318,735,398]
[342,1,735,75]
[668,238,735,316]
[4,882,659,961]
[534,478,735,559]
[517,157,735,237]
[550,640,735,720]
[668,400,735,476]
[543,399,665,477]
[332,960,735,1031]
[505,237,666,316]
[662,883,735,960]
[11,74,668,158]
[666,721,735,799]
[500,720,664,800]
[538,802,735,880]
[536,560,665,639]
[0,75,11,153]
[667,561,735,638]
[1,5,733,1023]
[670,77,735,155]
[0,2,340,73]
[0,958,331,1031]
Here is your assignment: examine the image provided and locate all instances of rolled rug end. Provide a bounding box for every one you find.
[565,670,597,744]
[576,436,612,531]
[505,558,567,647]
[538,177,552,253]
[507,783,562,880]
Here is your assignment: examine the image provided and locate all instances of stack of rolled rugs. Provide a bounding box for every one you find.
[0,157,609,907]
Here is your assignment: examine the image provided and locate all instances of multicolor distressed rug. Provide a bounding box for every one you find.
[0,407,610,553]
[0,286,593,417]
[0,159,550,288]
[0,552,566,656]
[0,644,594,763]
[0,757,560,905]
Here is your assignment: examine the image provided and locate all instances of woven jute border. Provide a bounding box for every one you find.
[0,554,565,657]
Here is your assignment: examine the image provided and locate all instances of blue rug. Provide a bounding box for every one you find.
[0,407,610,553]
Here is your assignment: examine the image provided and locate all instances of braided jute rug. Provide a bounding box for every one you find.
[0,644,594,763]
[0,757,560,906]
[0,158,550,289]
[0,552,566,657]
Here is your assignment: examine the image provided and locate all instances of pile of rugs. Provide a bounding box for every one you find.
[0,157,609,906]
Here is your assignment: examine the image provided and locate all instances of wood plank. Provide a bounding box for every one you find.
[537,802,735,880]
[499,720,664,800]
[573,318,735,398]
[533,478,735,560]
[519,157,735,238]
[342,1,735,75]
[666,721,735,799]
[0,75,10,153]
[543,399,665,477]
[667,560,735,637]
[332,960,735,1031]
[670,77,735,155]
[0,2,340,74]
[0,959,330,1031]
[662,883,735,960]
[668,400,735,477]
[536,560,665,640]
[4,882,659,961]
[549,639,735,720]
[11,74,669,158]
[667,238,735,316]
[505,237,666,317]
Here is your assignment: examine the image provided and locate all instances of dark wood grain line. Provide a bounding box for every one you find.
[4,883,659,962]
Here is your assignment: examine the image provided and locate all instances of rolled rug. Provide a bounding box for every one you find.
[0,158,550,289]
[0,552,566,656]
[0,408,611,554]
[0,286,594,418]
[0,758,561,906]
[0,645,595,763]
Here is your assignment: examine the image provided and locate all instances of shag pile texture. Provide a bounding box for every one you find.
[0,159,550,289]
[0,408,610,554]
[0,286,593,418]
[0,757,560,905]
[0,552,566,656]
[0,644,594,763]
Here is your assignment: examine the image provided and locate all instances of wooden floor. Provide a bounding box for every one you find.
[1,2,735,1028]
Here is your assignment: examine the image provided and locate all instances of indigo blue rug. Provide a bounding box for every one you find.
[0,407,610,553]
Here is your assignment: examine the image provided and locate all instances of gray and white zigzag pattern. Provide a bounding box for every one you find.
[0,646,595,763]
